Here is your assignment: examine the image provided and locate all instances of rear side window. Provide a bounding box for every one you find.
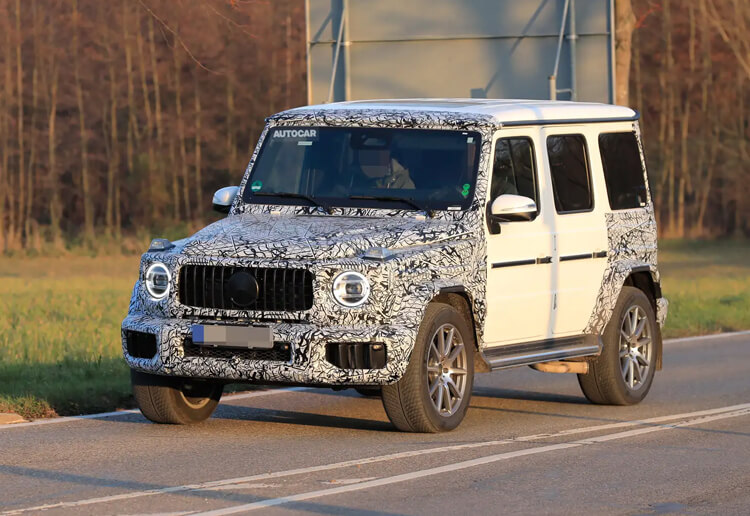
[546,134,593,213]
[490,137,539,212]
[599,132,648,209]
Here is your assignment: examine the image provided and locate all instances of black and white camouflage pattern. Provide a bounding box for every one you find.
[584,122,667,334]
[122,108,493,385]
[122,108,666,385]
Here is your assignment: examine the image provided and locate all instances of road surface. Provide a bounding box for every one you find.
[1,332,749,515]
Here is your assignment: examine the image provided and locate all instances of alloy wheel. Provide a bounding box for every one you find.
[426,323,468,417]
[618,305,653,391]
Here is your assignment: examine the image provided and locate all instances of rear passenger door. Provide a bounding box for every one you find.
[542,127,609,336]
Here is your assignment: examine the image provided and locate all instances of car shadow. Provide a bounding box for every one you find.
[212,405,393,432]
[471,386,589,405]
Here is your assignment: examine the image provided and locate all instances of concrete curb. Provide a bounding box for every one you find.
[0,413,27,425]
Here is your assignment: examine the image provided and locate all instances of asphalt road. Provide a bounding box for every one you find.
[1,332,749,516]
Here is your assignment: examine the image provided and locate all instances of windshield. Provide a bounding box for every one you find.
[243,127,481,212]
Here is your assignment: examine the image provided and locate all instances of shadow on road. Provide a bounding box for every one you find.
[212,406,393,432]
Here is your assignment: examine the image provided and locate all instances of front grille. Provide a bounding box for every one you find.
[183,337,292,362]
[178,265,313,312]
[125,330,158,359]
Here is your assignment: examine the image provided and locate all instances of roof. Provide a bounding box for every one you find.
[285,99,638,126]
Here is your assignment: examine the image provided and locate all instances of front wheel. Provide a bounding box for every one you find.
[382,303,475,432]
[578,286,658,405]
[131,370,223,424]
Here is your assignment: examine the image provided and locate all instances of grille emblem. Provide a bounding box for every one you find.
[227,271,259,308]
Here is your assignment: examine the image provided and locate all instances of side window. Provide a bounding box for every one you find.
[599,132,648,209]
[546,134,593,213]
[490,137,539,211]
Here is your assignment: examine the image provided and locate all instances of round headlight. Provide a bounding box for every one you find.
[145,262,171,300]
[332,271,370,307]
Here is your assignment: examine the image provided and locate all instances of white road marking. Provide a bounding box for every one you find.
[664,330,750,345]
[0,388,309,430]
[4,402,750,515]
[205,483,281,491]
[194,408,750,515]
[322,478,379,485]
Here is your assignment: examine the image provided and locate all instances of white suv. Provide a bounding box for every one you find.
[122,99,668,432]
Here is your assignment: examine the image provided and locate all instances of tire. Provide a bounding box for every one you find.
[382,302,475,432]
[578,286,658,405]
[131,370,223,424]
[354,387,382,397]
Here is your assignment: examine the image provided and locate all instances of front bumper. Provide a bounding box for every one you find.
[122,313,415,385]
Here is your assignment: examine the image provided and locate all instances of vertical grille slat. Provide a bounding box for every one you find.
[200,265,206,307]
[178,264,312,313]
[219,267,225,310]
[195,267,200,305]
[262,268,269,312]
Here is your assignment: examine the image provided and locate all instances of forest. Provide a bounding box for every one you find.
[0,0,747,253]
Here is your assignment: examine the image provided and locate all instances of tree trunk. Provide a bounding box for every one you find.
[14,0,24,248]
[123,0,136,228]
[73,0,94,244]
[615,0,636,106]
[24,0,39,248]
[194,70,202,206]
[106,56,119,237]
[173,43,191,221]
[136,14,156,220]
[149,16,165,217]
[0,3,12,251]
[48,62,60,247]
[226,79,236,175]
[735,74,746,237]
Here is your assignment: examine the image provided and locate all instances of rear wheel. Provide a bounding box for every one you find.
[578,286,658,405]
[382,303,475,432]
[131,370,223,424]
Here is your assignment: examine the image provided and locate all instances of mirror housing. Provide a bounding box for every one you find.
[212,186,239,214]
[490,194,537,222]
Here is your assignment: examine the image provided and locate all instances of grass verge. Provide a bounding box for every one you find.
[0,240,748,419]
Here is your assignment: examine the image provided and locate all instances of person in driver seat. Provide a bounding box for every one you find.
[354,146,416,190]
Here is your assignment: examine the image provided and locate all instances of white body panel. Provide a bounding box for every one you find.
[484,128,554,346]
[541,124,610,335]
[484,120,641,345]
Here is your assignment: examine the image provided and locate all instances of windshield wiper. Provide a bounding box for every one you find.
[349,195,434,218]
[254,191,332,214]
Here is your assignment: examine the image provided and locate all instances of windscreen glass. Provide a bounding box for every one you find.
[243,127,482,211]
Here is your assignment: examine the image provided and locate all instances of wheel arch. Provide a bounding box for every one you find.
[622,268,663,371]
[432,286,490,373]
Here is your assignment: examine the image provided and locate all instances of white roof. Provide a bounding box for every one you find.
[287,99,637,125]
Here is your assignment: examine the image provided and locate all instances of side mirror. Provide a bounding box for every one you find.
[212,186,239,214]
[490,194,537,222]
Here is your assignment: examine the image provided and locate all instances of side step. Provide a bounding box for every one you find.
[481,335,602,371]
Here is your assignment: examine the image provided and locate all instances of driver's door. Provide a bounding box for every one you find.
[484,129,555,346]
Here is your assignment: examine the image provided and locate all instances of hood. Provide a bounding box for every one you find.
[178,212,471,261]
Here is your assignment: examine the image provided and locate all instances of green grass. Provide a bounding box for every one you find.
[658,240,750,338]
[0,257,138,418]
[0,240,748,419]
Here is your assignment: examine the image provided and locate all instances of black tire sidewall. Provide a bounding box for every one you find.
[131,370,222,424]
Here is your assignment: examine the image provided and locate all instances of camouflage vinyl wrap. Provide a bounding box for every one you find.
[122,108,666,385]
[122,109,494,385]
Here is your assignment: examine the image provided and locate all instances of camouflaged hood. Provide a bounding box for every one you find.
[178,212,473,261]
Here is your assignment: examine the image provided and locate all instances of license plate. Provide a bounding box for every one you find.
[191,324,274,349]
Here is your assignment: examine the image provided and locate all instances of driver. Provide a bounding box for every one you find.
[352,146,415,190]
